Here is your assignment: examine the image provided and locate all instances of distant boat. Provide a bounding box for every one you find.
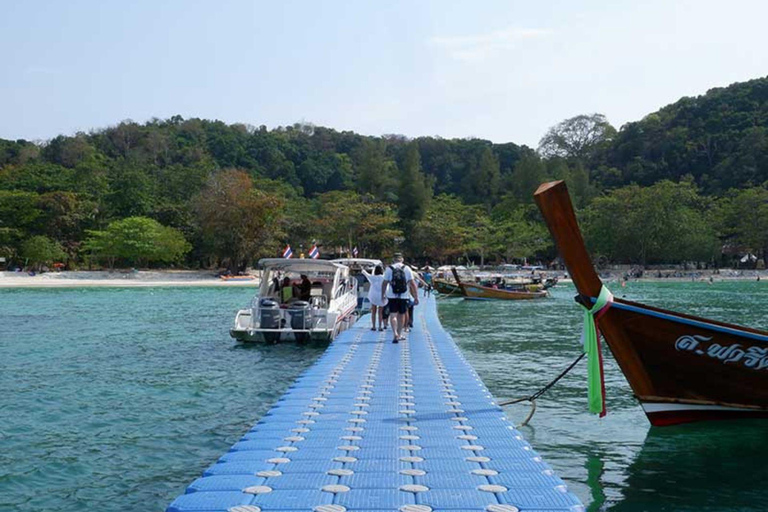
[219,275,256,281]
[230,259,358,343]
[451,268,548,301]
[534,180,768,426]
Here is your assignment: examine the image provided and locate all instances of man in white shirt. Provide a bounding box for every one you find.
[381,253,419,343]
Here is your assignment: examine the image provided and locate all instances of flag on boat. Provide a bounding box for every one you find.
[352,246,358,257]
[282,245,293,259]
[309,244,319,259]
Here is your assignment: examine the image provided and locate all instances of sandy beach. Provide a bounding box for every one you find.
[0,270,261,288]
[2,267,765,289]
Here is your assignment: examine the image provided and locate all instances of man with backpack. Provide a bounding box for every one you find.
[381,253,419,343]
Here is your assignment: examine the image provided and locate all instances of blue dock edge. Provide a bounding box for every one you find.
[168,296,584,512]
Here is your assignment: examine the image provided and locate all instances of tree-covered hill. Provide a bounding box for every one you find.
[1,75,767,270]
[607,76,768,192]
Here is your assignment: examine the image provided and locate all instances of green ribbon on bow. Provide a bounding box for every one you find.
[580,285,613,416]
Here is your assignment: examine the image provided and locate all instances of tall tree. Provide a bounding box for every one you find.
[508,153,545,204]
[538,113,616,163]
[193,169,284,270]
[463,146,501,209]
[716,186,768,262]
[83,217,190,268]
[314,190,401,256]
[397,143,433,226]
[583,180,718,264]
[353,139,396,202]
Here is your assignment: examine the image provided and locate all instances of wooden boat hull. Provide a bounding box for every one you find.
[461,283,548,300]
[599,298,768,426]
[535,180,768,426]
[433,279,463,295]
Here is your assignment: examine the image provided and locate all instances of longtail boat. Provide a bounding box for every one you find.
[534,180,768,426]
[451,268,548,301]
[433,278,463,295]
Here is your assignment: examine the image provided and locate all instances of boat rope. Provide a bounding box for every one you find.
[498,352,585,427]
[435,286,462,299]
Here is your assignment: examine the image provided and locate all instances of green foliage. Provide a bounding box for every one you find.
[508,153,545,204]
[410,195,478,261]
[353,139,397,201]
[397,143,433,225]
[1,74,767,269]
[314,190,402,257]
[0,190,41,231]
[716,187,768,260]
[462,146,501,208]
[490,200,552,262]
[582,181,719,264]
[538,113,616,164]
[609,77,768,192]
[84,217,190,267]
[20,235,66,270]
[193,169,284,270]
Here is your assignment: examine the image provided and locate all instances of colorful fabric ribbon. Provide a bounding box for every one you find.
[579,285,613,417]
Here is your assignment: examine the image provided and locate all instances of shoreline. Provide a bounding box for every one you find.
[0,270,260,288]
[2,268,766,289]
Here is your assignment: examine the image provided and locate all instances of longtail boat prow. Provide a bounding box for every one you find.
[534,180,768,426]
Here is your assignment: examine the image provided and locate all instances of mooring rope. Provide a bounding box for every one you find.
[498,352,585,427]
[435,287,461,299]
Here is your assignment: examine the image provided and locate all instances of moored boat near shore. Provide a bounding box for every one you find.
[451,268,549,300]
[535,180,768,426]
[433,277,462,295]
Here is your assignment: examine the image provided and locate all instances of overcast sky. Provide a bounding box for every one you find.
[2,0,767,148]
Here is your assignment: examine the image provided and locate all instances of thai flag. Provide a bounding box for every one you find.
[309,244,319,259]
[282,245,293,259]
[352,246,358,257]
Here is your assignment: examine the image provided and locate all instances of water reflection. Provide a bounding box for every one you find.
[606,421,768,511]
[437,284,768,512]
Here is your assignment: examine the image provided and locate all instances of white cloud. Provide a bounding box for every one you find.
[429,27,552,62]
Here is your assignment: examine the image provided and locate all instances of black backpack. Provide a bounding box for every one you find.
[390,265,408,294]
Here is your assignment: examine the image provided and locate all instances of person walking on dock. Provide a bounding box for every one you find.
[382,253,419,343]
[362,265,388,331]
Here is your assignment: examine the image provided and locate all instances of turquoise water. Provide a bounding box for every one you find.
[1,282,767,511]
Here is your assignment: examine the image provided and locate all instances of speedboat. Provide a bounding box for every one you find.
[331,258,383,313]
[230,259,358,343]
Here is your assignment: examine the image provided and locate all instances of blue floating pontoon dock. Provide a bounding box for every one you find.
[168,296,584,512]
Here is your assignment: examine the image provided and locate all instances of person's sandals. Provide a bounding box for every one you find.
[371,326,376,331]
[392,337,399,344]
[378,327,384,331]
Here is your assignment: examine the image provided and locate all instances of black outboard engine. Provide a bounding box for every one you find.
[288,300,311,342]
[259,298,281,343]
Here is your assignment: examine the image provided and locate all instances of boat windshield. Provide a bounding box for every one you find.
[261,267,339,306]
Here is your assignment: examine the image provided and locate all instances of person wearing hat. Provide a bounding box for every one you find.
[381,253,419,343]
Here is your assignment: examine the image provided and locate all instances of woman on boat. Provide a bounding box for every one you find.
[362,265,388,331]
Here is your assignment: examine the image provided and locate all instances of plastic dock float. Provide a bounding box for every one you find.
[168,296,584,512]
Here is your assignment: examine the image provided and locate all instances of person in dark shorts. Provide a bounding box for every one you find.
[381,253,419,343]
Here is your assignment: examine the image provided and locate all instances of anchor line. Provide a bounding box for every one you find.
[498,352,585,426]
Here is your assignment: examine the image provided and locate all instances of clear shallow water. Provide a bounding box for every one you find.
[1,282,767,511]
[439,281,768,512]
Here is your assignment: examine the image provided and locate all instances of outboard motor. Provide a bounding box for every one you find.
[259,298,281,343]
[288,300,311,342]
